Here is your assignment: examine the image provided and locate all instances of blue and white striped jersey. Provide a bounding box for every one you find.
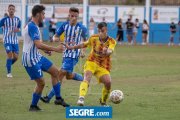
[22,21,42,67]
[56,21,87,58]
[0,16,21,44]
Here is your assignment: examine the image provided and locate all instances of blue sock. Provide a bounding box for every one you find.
[31,92,41,106]
[12,59,17,65]
[53,82,61,98]
[73,73,83,81]
[47,88,55,101]
[6,59,12,73]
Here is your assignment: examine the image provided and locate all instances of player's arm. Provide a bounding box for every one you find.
[13,18,21,32]
[66,42,87,50]
[34,40,64,53]
[80,38,87,58]
[52,34,60,42]
[29,25,64,53]
[53,22,65,42]
[0,18,5,27]
[80,26,88,58]
[102,39,116,56]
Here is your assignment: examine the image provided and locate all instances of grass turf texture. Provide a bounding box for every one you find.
[0,43,180,120]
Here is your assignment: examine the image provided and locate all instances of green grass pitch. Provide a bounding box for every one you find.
[0,43,180,120]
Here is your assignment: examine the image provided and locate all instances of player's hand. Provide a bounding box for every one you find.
[54,44,65,53]
[102,47,108,55]
[44,50,52,56]
[80,50,85,58]
[101,47,110,57]
[52,35,59,42]
[13,28,20,32]
[65,44,74,50]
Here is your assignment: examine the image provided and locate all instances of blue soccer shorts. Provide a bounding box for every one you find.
[61,57,78,73]
[4,43,19,54]
[25,56,53,80]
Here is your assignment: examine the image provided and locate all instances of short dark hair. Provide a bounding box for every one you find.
[8,4,15,8]
[32,5,45,17]
[69,7,79,13]
[98,22,107,29]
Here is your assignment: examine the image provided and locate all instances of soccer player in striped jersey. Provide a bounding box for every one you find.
[65,22,117,106]
[0,4,21,78]
[40,7,87,103]
[22,5,69,111]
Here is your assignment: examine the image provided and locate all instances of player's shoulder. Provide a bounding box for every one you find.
[62,21,69,25]
[108,36,116,44]
[14,16,21,20]
[90,34,99,38]
[28,21,38,30]
[77,22,87,29]
[0,16,9,22]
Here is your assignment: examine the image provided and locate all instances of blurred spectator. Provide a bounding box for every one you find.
[49,14,57,42]
[4,13,8,17]
[142,19,149,45]
[168,22,176,46]
[89,17,96,36]
[116,18,124,45]
[126,16,134,45]
[102,17,107,23]
[133,18,139,45]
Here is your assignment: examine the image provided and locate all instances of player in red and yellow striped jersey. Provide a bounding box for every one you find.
[65,22,116,106]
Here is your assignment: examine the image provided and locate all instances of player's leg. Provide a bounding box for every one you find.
[41,69,66,103]
[41,57,70,103]
[25,63,44,111]
[77,61,95,106]
[99,74,111,105]
[12,44,19,65]
[29,78,45,111]
[66,58,83,81]
[77,70,93,106]
[4,43,13,77]
[96,66,111,106]
[43,57,69,107]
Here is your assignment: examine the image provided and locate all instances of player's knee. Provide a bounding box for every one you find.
[37,81,45,89]
[66,73,73,80]
[105,80,111,89]
[51,69,59,78]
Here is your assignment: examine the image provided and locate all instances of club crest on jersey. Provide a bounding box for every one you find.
[75,29,81,35]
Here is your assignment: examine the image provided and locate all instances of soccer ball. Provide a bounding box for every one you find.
[109,90,124,104]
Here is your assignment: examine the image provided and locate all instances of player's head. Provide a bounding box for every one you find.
[69,7,79,25]
[97,22,108,40]
[8,4,15,16]
[32,5,45,23]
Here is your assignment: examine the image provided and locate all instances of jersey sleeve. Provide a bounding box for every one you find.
[81,26,88,41]
[17,18,21,28]
[108,39,116,51]
[28,24,40,41]
[0,17,5,27]
[84,36,92,47]
[56,22,66,37]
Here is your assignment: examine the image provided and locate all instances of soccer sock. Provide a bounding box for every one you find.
[47,88,55,100]
[73,73,83,81]
[101,86,110,103]
[6,59,12,73]
[79,81,89,97]
[53,82,61,99]
[12,59,17,65]
[31,92,41,106]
